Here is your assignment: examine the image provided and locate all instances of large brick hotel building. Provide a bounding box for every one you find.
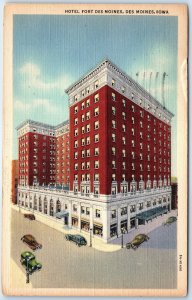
[17,59,173,242]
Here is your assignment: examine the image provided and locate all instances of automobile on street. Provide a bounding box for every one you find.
[24,214,36,220]
[21,234,42,251]
[65,234,87,246]
[20,251,42,274]
[163,216,177,226]
[126,234,150,250]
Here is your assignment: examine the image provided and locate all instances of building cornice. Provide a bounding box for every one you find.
[65,59,174,122]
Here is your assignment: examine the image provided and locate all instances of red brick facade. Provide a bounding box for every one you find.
[69,85,171,195]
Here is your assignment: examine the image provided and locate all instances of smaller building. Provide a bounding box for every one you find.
[171,182,178,209]
[12,160,19,204]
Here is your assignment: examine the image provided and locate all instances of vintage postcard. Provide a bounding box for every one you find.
[2,3,188,297]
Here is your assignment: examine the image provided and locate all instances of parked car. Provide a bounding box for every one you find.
[163,216,177,226]
[126,234,150,250]
[24,214,35,220]
[20,251,42,274]
[65,234,87,246]
[21,234,42,251]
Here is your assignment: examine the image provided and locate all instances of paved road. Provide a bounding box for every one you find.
[11,209,177,289]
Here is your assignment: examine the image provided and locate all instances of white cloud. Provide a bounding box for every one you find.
[14,98,60,114]
[19,62,73,92]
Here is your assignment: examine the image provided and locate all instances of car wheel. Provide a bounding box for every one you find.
[65,236,68,240]
[78,244,81,247]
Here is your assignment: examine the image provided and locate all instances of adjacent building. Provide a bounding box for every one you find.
[12,160,19,204]
[17,59,173,242]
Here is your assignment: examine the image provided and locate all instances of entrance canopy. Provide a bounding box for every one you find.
[55,211,69,219]
[136,206,168,221]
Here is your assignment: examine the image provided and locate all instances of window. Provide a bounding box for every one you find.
[86,162,90,169]
[140,153,143,160]
[81,102,85,110]
[132,140,135,147]
[140,164,143,171]
[122,149,126,157]
[81,150,85,158]
[147,154,150,161]
[147,144,150,151]
[86,124,90,132]
[74,163,78,170]
[94,173,99,181]
[94,134,99,143]
[74,140,78,148]
[122,137,126,145]
[122,124,126,132]
[74,152,78,159]
[140,121,143,128]
[132,163,135,170]
[94,161,99,169]
[132,117,135,124]
[82,114,85,122]
[86,99,90,107]
[111,209,117,218]
[82,126,85,134]
[86,111,90,120]
[131,128,135,136]
[81,162,85,170]
[112,120,116,129]
[86,136,90,145]
[112,92,116,101]
[74,106,78,114]
[112,133,116,142]
[140,132,143,139]
[122,112,126,120]
[140,142,143,150]
[74,129,78,136]
[112,160,116,169]
[74,117,78,125]
[122,162,126,169]
[86,149,90,157]
[112,106,116,115]
[112,173,116,181]
[95,80,99,89]
[121,86,125,93]
[140,110,144,118]
[122,99,126,107]
[112,147,116,155]
[96,209,101,218]
[86,87,90,94]
[94,147,99,156]
[147,165,150,171]
[81,138,85,146]
[131,151,135,159]
[94,107,99,117]
[94,121,99,130]
[94,94,99,103]
[112,78,115,86]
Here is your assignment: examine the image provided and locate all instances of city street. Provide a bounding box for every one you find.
[11,208,177,289]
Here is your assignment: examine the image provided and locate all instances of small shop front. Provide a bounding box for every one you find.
[110,223,117,237]
[93,223,103,237]
[72,216,78,227]
[121,220,128,232]
[81,219,90,232]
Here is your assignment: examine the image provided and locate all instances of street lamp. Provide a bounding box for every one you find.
[26,258,30,284]
[89,228,93,247]
[121,228,126,249]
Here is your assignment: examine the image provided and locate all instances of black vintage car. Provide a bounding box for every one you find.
[65,234,87,247]
[126,234,150,250]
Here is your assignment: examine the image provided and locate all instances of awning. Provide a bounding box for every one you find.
[136,206,168,221]
[55,211,69,219]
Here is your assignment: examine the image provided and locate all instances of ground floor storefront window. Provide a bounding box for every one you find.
[121,220,127,232]
[110,223,117,237]
[130,217,135,229]
[72,217,78,227]
[93,224,103,236]
[81,220,90,232]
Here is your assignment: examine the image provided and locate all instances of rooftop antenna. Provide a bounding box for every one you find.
[155,72,159,99]
[149,71,153,94]
[161,72,168,109]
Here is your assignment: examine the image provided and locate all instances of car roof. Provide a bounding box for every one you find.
[24,234,35,240]
[75,235,85,239]
[21,251,35,258]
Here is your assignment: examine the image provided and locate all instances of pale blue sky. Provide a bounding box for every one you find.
[13,15,178,176]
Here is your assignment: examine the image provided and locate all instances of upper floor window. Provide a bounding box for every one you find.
[112,120,116,129]
[122,99,126,107]
[74,106,78,114]
[95,80,99,89]
[112,79,115,86]
[94,107,99,117]
[112,106,116,115]
[86,111,90,120]
[94,121,99,130]
[112,92,116,101]
[86,99,90,107]
[94,94,99,103]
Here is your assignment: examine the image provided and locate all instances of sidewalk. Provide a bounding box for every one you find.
[11,204,121,252]
[12,204,177,252]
